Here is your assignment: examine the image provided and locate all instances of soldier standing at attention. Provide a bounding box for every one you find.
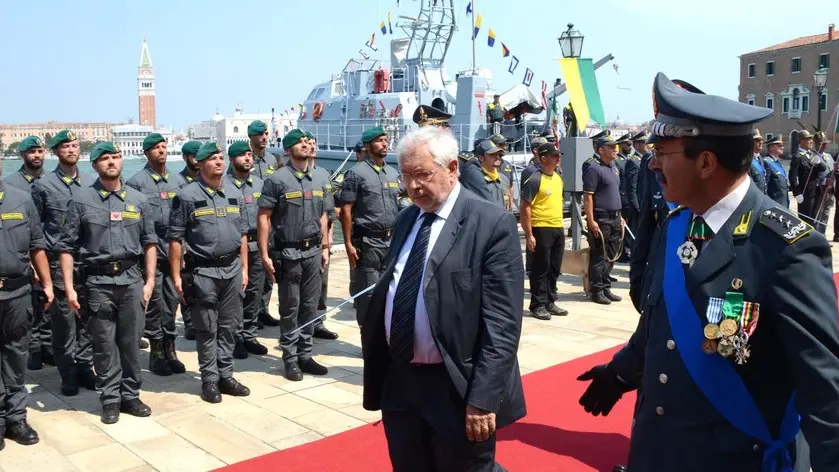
[224,142,269,359]
[338,127,401,327]
[583,135,624,305]
[812,132,834,235]
[32,129,96,396]
[168,141,251,403]
[58,142,156,424]
[486,94,506,136]
[615,133,640,263]
[748,130,768,193]
[521,136,547,277]
[4,136,54,371]
[579,72,839,472]
[0,158,53,448]
[126,133,187,377]
[177,140,202,341]
[257,130,331,381]
[763,136,789,208]
[789,130,825,226]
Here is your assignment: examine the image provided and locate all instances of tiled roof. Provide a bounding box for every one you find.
[747,33,837,54]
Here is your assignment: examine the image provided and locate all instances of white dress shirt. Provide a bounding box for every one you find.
[384,182,462,364]
[698,175,750,234]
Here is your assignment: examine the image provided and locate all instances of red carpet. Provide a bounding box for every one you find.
[220,346,635,472]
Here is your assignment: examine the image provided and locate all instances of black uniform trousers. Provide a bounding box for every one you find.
[50,263,94,382]
[588,211,622,295]
[620,208,639,261]
[85,282,144,405]
[0,292,33,433]
[187,269,243,383]
[382,363,504,472]
[145,262,179,341]
[239,251,266,343]
[528,227,565,311]
[28,285,51,354]
[275,253,320,364]
[351,237,389,327]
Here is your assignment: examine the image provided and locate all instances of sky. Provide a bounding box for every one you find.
[0,0,836,129]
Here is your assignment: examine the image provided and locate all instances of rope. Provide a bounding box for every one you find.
[595,219,625,263]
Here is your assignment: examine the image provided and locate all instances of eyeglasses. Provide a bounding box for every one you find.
[401,166,440,184]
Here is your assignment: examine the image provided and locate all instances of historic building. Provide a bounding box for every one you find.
[138,38,157,129]
[112,124,187,158]
[0,122,114,151]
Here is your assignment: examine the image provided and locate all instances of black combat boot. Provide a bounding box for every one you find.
[163,337,186,374]
[604,289,623,302]
[149,339,173,376]
[5,420,39,445]
[219,377,251,397]
[592,292,612,305]
[27,350,43,371]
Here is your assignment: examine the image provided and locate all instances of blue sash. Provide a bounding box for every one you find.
[752,157,767,178]
[765,159,787,178]
[663,210,800,472]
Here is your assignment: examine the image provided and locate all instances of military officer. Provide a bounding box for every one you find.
[812,132,834,235]
[126,132,187,376]
[615,133,640,262]
[412,104,451,128]
[579,72,839,472]
[748,130,768,194]
[0,159,53,448]
[32,129,95,396]
[789,130,825,227]
[168,141,251,403]
[4,136,54,371]
[338,127,401,327]
[224,141,269,359]
[257,129,331,381]
[582,129,610,175]
[763,136,790,208]
[353,140,367,162]
[177,140,202,341]
[58,142,156,424]
[489,134,515,196]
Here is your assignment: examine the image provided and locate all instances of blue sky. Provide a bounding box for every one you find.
[0,0,835,128]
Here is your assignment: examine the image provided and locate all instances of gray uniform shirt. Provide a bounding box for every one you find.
[337,159,401,248]
[125,164,188,262]
[32,167,89,254]
[3,166,43,191]
[482,169,511,209]
[57,181,156,286]
[258,164,329,261]
[311,165,337,223]
[252,151,280,180]
[167,178,246,279]
[0,182,46,301]
[224,171,264,252]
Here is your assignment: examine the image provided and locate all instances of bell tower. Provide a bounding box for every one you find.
[138,37,156,128]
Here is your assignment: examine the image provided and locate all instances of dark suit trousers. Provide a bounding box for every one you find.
[529,227,564,310]
[381,364,504,472]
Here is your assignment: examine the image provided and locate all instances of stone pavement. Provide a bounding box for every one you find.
[4,213,838,471]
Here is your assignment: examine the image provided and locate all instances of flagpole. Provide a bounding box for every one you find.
[471,0,477,71]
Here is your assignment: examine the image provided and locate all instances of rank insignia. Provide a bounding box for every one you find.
[760,208,812,244]
[67,131,76,141]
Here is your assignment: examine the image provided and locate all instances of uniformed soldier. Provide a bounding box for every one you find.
[32,129,95,396]
[353,140,367,162]
[338,127,401,327]
[126,133,187,376]
[224,142,269,359]
[582,129,610,175]
[489,134,515,193]
[748,130,768,194]
[486,94,506,135]
[789,130,825,227]
[4,136,54,371]
[257,129,331,381]
[412,104,451,128]
[57,142,156,424]
[476,140,512,209]
[579,72,839,472]
[615,133,640,263]
[812,132,834,235]
[583,134,624,305]
[178,140,202,341]
[563,102,579,137]
[168,141,251,403]
[0,159,53,448]
[521,136,547,187]
[763,136,790,208]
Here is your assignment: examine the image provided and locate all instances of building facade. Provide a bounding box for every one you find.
[138,38,157,129]
[739,24,839,149]
[1,122,115,151]
[112,124,188,158]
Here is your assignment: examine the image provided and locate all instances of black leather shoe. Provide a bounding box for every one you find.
[149,339,173,376]
[258,313,281,327]
[613,466,628,472]
[0,437,5,451]
[219,377,251,397]
[592,292,612,305]
[61,376,79,397]
[201,382,222,404]
[546,302,569,316]
[101,403,120,424]
[42,347,56,366]
[284,361,304,381]
[184,327,196,341]
[604,290,623,302]
[243,339,268,355]
[313,327,339,340]
[5,420,39,445]
[300,358,329,376]
[27,350,43,371]
[120,398,152,417]
[79,369,97,391]
[233,340,248,359]
[139,338,150,349]
[530,306,551,320]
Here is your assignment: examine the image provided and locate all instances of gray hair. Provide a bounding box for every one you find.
[396,126,459,169]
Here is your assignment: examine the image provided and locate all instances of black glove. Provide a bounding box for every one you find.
[577,363,625,417]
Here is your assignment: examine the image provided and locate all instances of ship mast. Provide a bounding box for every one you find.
[470,0,476,71]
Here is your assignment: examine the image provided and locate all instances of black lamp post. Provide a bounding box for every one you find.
[558,23,584,59]
[814,67,828,131]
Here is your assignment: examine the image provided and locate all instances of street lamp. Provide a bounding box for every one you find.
[558,23,584,59]
[814,67,828,131]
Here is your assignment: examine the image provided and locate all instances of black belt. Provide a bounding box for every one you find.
[186,252,239,269]
[0,275,30,291]
[353,226,393,240]
[595,210,622,218]
[85,259,139,277]
[274,235,321,250]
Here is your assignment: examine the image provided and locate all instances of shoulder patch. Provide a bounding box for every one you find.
[759,208,813,244]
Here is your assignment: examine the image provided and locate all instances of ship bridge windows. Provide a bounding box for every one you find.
[307,87,327,101]
[332,81,344,96]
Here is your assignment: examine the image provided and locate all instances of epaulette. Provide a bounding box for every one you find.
[666,205,686,220]
[458,154,474,162]
[758,207,813,244]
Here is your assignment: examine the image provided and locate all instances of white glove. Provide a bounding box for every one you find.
[795,195,804,204]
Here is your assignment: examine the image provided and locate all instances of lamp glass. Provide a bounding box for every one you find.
[814,68,828,88]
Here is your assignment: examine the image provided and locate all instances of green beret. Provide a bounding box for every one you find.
[19,136,45,153]
[282,129,306,149]
[303,130,314,139]
[196,142,223,161]
[362,127,386,144]
[90,142,120,162]
[142,133,166,152]
[247,120,267,136]
[228,141,251,158]
[48,129,77,149]
[181,140,202,156]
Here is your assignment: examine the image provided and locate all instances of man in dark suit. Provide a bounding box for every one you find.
[362,126,526,471]
[578,73,839,471]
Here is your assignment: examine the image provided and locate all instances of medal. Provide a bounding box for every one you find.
[705,297,724,324]
[677,240,698,266]
[701,338,718,354]
[735,345,751,365]
[717,337,735,358]
[703,323,721,340]
[719,318,738,337]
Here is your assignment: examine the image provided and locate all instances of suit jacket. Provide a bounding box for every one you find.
[612,181,839,471]
[362,187,527,428]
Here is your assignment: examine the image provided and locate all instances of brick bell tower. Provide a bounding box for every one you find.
[138,36,156,128]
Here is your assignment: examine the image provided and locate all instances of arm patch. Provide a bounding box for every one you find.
[759,208,813,244]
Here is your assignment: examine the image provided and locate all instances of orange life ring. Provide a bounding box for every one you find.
[313,101,325,122]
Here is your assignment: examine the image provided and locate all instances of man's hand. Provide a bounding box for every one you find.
[173,277,185,304]
[795,194,804,204]
[577,364,626,417]
[241,270,249,292]
[142,281,154,310]
[66,288,81,318]
[262,254,276,281]
[43,285,54,310]
[621,217,627,228]
[328,231,334,249]
[526,234,536,252]
[321,248,330,272]
[588,220,601,237]
[345,243,359,269]
[465,405,496,442]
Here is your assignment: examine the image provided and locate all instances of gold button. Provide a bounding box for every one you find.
[658,373,668,384]
[655,406,665,416]
[666,340,676,350]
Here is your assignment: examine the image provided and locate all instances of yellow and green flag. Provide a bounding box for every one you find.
[559,58,606,128]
